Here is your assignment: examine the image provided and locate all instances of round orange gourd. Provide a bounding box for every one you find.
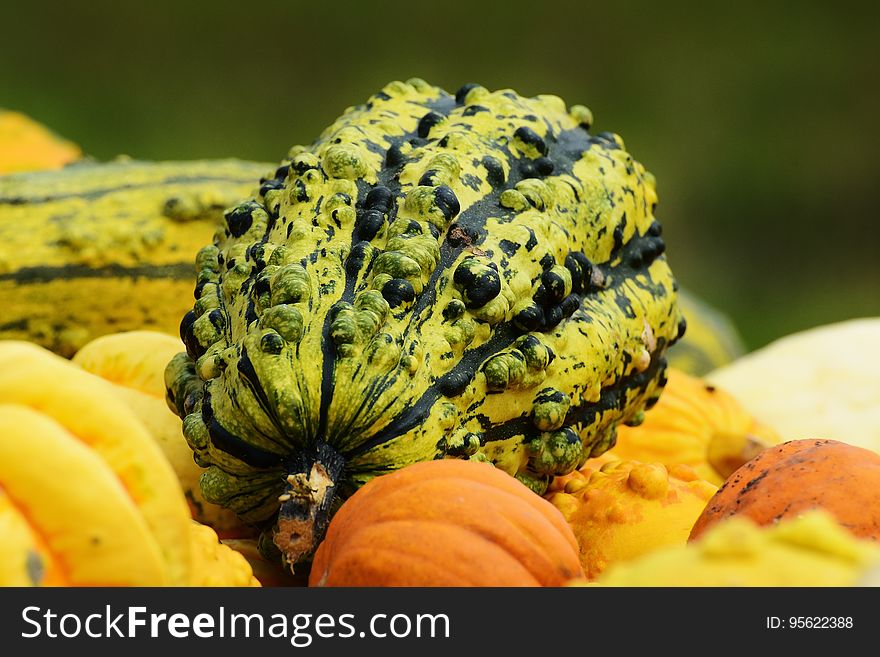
[546,460,717,579]
[309,459,584,587]
[690,439,880,541]
[610,368,780,486]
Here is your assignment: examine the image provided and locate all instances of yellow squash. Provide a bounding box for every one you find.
[590,511,880,587]
[72,330,250,537]
[546,459,716,579]
[0,404,168,586]
[708,318,880,454]
[0,341,193,585]
[0,109,81,174]
[0,158,270,356]
[607,368,780,486]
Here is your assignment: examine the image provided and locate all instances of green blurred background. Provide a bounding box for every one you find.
[2,0,878,350]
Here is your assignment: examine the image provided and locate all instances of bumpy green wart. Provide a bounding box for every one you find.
[165,79,684,569]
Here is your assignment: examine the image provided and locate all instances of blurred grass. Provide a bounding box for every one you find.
[2,0,878,350]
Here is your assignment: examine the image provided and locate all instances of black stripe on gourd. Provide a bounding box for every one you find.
[164,79,684,568]
[0,159,270,356]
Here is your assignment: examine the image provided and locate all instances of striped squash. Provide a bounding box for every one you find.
[165,79,683,568]
[0,158,271,356]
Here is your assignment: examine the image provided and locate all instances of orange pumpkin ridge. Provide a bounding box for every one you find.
[308,459,584,587]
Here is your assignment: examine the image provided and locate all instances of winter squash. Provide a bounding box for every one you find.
[309,459,584,586]
[546,459,716,578]
[690,439,880,541]
[591,511,880,587]
[609,368,779,486]
[165,78,683,567]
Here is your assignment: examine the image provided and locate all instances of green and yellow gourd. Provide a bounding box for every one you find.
[165,79,684,568]
[0,158,270,356]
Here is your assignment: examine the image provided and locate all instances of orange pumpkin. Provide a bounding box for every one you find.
[308,459,584,587]
[690,439,880,542]
[609,368,780,486]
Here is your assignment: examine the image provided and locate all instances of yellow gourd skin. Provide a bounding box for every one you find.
[0,341,193,585]
[546,459,716,579]
[587,511,880,587]
[187,522,261,587]
[0,110,81,174]
[0,158,270,356]
[0,404,169,586]
[73,331,251,537]
[608,368,780,486]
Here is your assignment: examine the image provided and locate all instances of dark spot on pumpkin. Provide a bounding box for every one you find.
[433,186,460,221]
[224,202,257,238]
[541,269,567,304]
[455,83,480,105]
[260,332,285,354]
[417,112,444,139]
[519,161,537,179]
[535,157,555,176]
[677,316,688,340]
[208,309,226,331]
[365,186,393,213]
[462,105,489,116]
[498,239,520,257]
[442,299,466,321]
[356,209,385,241]
[437,367,474,397]
[514,304,544,332]
[514,126,548,156]
[293,179,309,203]
[481,156,505,188]
[381,278,416,307]
[560,294,581,317]
[419,169,440,186]
[259,179,284,198]
[345,241,371,276]
[385,143,406,168]
[180,310,203,360]
[740,470,769,494]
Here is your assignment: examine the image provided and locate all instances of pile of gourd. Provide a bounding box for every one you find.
[1,87,879,588]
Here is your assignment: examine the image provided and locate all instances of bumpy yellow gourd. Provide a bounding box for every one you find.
[546,459,716,579]
[187,522,261,587]
[607,368,780,485]
[590,511,880,587]
[73,331,249,537]
[0,341,193,585]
